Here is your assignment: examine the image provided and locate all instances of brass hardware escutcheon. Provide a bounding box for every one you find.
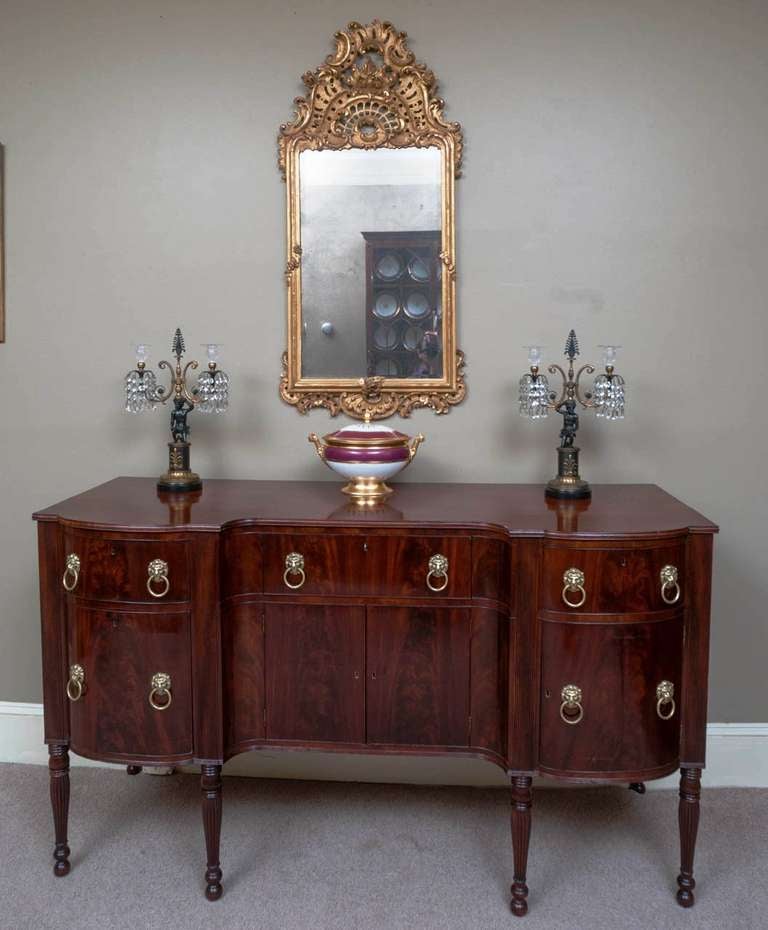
[660,565,681,605]
[147,559,170,598]
[149,672,172,711]
[62,553,81,592]
[283,552,306,589]
[560,683,583,725]
[426,553,449,592]
[656,680,676,720]
[66,664,85,702]
[562,567,586,608]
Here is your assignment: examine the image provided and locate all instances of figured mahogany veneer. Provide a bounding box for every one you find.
[34,479,716,916]
[265,604,366,743]
[541,541,686,614]
[62,531,190,604]
[539,616,683,777]
[67,604,193,761]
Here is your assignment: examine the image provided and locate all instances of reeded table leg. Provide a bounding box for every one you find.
[510,775,533,916]
[677,767,702,907]
[48,744,71,876]
[201,764,223,901]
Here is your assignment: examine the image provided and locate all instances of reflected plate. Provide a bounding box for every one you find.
[404,291,430,320]
[375,253,404,281]
[374,358,401,377]
[403,325,424,351]
[408,256,430,282]
[373,324,399,350]
[373,292,399,319]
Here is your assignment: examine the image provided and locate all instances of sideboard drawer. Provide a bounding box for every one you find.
[66,605,193,760]
[263,534,367,595]
[542,543,686,613]
[62,532,190,603]
[367,535,471,597]
[222,530,263,597]
[539,617,683,776]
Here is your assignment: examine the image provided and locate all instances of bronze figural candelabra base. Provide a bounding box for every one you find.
[158,440,201,493]
[547,443,591,500]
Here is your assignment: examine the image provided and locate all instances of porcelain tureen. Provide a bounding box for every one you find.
[308,417,424,504]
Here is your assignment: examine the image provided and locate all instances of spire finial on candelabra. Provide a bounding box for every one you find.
[564,329,579,361]
[172,328,185,359]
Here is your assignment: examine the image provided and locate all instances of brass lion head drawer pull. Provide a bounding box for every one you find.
[560,684,583,725]
[660,565,681,605]
[656,680,676,720]
[426,553,449,592]
[62,553,81,592]
[562,567,586,608]
[283,552,306,589]
[66,664,85,702]
[147,559,170,598]
[149,672,173,711]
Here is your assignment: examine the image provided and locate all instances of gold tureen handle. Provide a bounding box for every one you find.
[308,433,326,461]
[408,433,425,462]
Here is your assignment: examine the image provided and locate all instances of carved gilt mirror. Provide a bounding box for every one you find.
[278,20,465,419]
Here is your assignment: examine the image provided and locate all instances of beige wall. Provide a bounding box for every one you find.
[0,0,766,721]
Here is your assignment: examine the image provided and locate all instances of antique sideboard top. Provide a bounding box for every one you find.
[33,477,718,538]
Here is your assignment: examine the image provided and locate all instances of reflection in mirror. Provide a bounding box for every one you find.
[300,147,442,380]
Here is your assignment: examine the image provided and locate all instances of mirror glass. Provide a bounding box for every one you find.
[299,146,443,380]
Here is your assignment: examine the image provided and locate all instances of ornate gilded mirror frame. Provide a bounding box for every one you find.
[278,20,465,419]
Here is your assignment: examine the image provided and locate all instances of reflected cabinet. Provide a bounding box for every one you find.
[365,230,442,379]
[34,479,717,915]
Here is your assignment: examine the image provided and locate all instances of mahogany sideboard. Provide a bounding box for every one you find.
[33,478,717,915]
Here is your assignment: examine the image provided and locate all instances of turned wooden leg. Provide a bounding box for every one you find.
[510,775,533,916]
[126,765,142,776]
[201,764,223,901]
[677,767,702,907]
[48,744,71,876]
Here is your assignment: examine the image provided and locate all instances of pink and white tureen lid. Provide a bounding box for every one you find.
[321,417,413,448]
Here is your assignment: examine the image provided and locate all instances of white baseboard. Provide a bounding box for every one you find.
[1,702,765,788]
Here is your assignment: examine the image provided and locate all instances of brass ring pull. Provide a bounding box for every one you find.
[149,672,172,711]
[656,680,676,720]
[562,567,586,608]
[62,554,81,592]
[147,559,170,598]
[660,565,681,605]
[284,552,306,590]
[559,684,583,725]
[426,554,449,592]
[66,664,85,702]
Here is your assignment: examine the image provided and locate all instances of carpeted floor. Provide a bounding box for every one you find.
[0,764,765,930]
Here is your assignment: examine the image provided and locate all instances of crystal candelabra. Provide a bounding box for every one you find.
[519,329,626,499]
[125,328,230,492]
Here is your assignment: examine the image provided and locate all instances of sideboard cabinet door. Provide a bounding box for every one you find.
[366,607,470,747]
[222,603,265,753]
[539,617,683,776]
[264,605,365,743]
[67,605,193,760]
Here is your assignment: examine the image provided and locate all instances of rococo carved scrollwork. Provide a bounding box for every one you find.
[278,20,466,421]
[278,19,463,177]
[280,351,467,420]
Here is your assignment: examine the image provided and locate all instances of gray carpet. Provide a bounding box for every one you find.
[0,764,765,930]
